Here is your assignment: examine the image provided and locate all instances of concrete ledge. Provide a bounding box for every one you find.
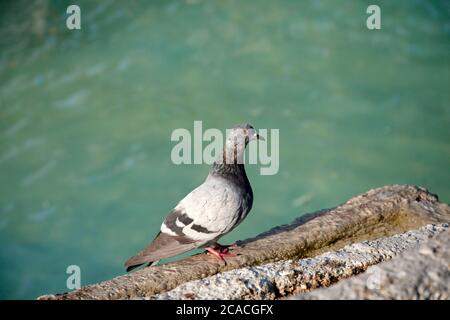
[151,224,448,299]
[38,185,450,300]
[296,227,449,300]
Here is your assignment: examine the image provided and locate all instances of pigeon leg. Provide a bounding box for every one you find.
[206,247,237,262]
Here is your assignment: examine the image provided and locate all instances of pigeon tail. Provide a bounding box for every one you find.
[125,260,159,272]
[124,232,198,271]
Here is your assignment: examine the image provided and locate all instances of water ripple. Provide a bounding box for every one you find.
[20,159,57,187]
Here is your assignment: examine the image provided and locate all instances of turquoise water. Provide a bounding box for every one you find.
[0,0,449,299]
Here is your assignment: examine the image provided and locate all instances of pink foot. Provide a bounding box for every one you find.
[205,243,239,261]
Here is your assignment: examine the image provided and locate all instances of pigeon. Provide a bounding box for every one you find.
[124,123,264,272]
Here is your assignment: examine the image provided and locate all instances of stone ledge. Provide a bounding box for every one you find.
[296,226,449,300]
[150,223,449,299]
[38,185,450,300]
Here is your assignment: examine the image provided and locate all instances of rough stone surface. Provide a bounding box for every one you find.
[38,185,450,300]
[150,224,449,300]
[296,228,450,300]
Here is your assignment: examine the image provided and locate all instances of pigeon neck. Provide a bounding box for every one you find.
[210,162,251,188]
[211,161,246,175]
[210,147,249,185]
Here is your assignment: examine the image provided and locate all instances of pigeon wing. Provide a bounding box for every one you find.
[175,178,245,239]
[124,231,198,271]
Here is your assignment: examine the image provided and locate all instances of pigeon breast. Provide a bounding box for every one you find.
[160,174,253,244]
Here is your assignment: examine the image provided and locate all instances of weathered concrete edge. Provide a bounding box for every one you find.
[38,185,450,300]
[151,223,449,299]
[296,226,450,300]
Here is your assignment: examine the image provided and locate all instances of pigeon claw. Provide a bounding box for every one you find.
[206,247,237,263]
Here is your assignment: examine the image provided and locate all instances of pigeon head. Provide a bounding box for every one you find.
[226,123,264,145]
[220,123,264,165]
